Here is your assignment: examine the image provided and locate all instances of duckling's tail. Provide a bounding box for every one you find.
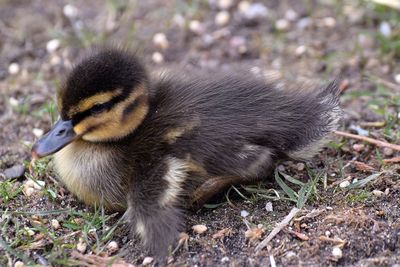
[287,81,342,160]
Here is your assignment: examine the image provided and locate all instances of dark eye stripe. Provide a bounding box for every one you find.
[71,90,128,125]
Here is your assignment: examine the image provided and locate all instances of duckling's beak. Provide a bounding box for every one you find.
[31,119,77,159]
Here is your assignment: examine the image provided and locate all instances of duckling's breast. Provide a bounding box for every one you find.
[53,140,128,211]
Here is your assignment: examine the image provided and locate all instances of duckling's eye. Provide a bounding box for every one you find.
[91,103,107,115]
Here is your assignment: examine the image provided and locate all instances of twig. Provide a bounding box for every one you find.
[333,130,400,151]
[255,207,300,253]
[383,156,400,163]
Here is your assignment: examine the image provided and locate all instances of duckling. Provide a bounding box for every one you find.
[31,48,341,257]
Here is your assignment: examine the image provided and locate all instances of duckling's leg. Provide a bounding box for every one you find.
[190,176,248,209]
[125,157,188,258]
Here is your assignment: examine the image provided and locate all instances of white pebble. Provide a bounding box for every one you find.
[332,247,343,259]
[323,17,336,28]
[325,230,331,237]
[152,52,164,64]
[218,0,233,10]
[8,63,20,75]
[189,20,204,35]
[107,241,119,254]
[32,128,44,138]
[372,189,384,197]
[63,4,78,18]
[26,229,35,236]
[14,261,25,267]
[9,97,19,107]
[221,256,230,263]
[152,33,169,50]
[239,2,268,21]
[379,21,391,37]
[385,188,390,195]
[285,9,298,21]
[339,181,350,188]
[142,257,154,265]
[240,210,249,217]
[33,180,45,190]
[24,187,35,197]
[296,17,312,29]
[265,201,273,212]
[172,14,185,28]
[295,45,307,56]
[394,74,400,84]
[46,39,60,53]
[192,224,208,234]
[51,219,60,230]
[76,238,87,253]
[215,11,230,26]
[275,19,290,31]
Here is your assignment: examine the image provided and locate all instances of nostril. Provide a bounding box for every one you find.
[56,129,66,136]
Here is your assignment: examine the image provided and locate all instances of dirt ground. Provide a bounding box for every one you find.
[1,0,400,266]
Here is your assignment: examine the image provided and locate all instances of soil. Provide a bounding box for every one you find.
[0,0,399,266]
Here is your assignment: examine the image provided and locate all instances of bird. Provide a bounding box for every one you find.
[31,48,341,258]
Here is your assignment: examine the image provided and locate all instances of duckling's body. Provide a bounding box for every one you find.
[32,48,341,258]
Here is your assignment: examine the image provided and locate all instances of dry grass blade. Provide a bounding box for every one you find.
[255,207,300,253]
[334,130,400,151]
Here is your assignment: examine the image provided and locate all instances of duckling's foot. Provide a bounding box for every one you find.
[190,176,244,209]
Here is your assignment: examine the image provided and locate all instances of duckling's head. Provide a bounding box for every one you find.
[32,49,149,158]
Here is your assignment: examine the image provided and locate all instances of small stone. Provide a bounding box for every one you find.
[3,165,25,180]
[384,188,390,195]
[218,0,233,10]
[323,17,336,28]
[107,241,119,254]
[296,163,305,171]
[296,17,312,29]
[357,34,374,49]
[26,228,35,236]
[14,261,25,267]
[76,237,87,253]
[63,4,78,18]
[332,247,343,259]
[230,36,247,54]
[142,257,154,266]
[240,210,249,217]
[352,143,365,152]
[33,180,45,190]
[325,230,331,237]
[32,128,44,138]
[379,21,391,37]
[189,20,204,35]
[295,45,307,56]
[152,33,169,50]
[339,180,350,188]
[285,9,298,21]
[46,39,60,53]
[215,11,230,26]
[239,2,268,21]
[383,147,394,156]
[395,74,400,84]
[8,63,20,75]
[24,187,35,197]
[265,201,273,212]
[275,19,290,31]
[372,189,384,197]
[51,219,60,230]
[172,14,185,28]
[152,52,164,64]
[221,256,230,263]
[9,97,19,107]
[192,224,208,234]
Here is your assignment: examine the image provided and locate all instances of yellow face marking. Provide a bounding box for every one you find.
[68,89,123,116]
[73,84,148,141]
